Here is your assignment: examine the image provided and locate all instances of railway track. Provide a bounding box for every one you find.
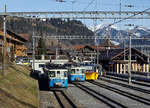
[53,90,83,108]
[99,77,150,94]
[88,80,150,106]
[73,83,127,108]
[104,75,150,87]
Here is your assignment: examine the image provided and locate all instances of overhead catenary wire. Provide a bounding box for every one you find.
[82,0,96,12]
[108,7,150,28]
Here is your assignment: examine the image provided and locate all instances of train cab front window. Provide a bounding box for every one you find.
[71,69,75,74]
[76,69,80,74]
[57,71,60,74]
[49,71,55,77]
[81,69,85,74]
[64,71,67,77]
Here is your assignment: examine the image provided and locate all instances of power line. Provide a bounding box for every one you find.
[82,0,95,12]
[108,7,150,27]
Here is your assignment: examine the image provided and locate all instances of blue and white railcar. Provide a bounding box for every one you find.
[44,64,68,89]
[68,66,85,82]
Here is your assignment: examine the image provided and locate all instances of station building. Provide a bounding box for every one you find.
[98,48,150,73]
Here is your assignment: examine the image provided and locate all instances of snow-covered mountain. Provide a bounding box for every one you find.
[88,24,150,46]
[132,26,150,37]
[88,23,119,32]
[88,24,150,38]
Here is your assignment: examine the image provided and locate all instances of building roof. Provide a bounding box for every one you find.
[74,44,119,52]
[91,46,106,51]
[6,30,28,42]
[18,34,30,41]
[51,55,69,60]
[99,48,149,63]
[74,45,85,50]
[0,30,23,44]
[74,38,120,51]
[99,48,124,60]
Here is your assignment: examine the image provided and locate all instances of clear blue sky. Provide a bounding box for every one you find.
[0,0,150,29]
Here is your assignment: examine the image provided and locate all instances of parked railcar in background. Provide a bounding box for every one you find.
[68,66,85,82]
[81,63,99,80]
[30,60,50,78]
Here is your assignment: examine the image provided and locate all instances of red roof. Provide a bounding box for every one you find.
[74,45,120,51]
[74,45,85,50]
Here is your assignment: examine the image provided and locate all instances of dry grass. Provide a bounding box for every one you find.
[0,64,38,108]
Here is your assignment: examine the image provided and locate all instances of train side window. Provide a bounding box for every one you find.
[39,64,44,68]
[71,69,75,74]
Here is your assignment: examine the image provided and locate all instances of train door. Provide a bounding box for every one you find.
[56,71,61,78]
[76,69,80,75]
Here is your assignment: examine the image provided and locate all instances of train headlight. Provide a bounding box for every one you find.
[49,79,53,81]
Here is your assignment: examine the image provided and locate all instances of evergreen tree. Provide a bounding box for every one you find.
[37,30,46,59]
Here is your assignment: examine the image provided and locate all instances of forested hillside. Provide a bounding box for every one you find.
[0,17,94,46]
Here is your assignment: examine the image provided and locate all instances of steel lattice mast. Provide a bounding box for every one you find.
[1,11,150,19]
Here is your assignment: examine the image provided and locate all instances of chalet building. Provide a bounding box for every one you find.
[27,46,68,60]
[0,30,28,59]
[98,48,150,74]
[73,38,120,62]
[15,45,27,56]
[27,49,56,60]
[74,45,96,56]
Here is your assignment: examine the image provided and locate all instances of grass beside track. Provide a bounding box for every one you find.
[0,64,38,108]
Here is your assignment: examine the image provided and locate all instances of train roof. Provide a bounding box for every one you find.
[45,63,67,69]
[80,63,95,66]
[70,66,85,69]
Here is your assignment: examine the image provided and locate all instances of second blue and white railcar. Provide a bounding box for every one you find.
[68,67,85,82]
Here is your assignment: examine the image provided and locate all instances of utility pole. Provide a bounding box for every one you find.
[32,34,35,73]
[93,19,98,65]
[129,32,132,84]
[2,4,7,76]
[125,24,134,84]
[125,5,134,84]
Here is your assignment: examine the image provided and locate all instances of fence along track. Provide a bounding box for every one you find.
[73,83,127,108]
[53,90,83,108]
[88,81,150,106]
